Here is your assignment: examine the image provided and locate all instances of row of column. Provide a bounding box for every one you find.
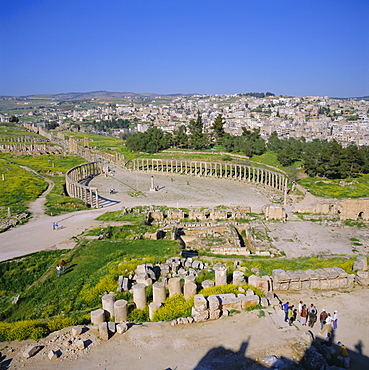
[132,158,287,191]
[65,162,101,208]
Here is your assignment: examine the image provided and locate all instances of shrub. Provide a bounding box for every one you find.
[47,316,76,332]
[153,294,193,322]
[128,307,149,322]
[199,284,263,298]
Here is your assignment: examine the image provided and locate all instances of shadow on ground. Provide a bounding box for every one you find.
[191,330,369,370]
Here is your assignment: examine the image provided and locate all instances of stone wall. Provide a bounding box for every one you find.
[271,267,355,291]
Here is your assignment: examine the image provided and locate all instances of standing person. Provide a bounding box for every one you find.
[52,222,56,230]
[319,313,333,335]
[283,301,289,322]
[308,308,317,328]
[61,260,67,272]
[333,310,338,329]
[300,304,308,326]
[56,265,61,277]
[288,305,294,326]
[297,300,303,322]
[320,308,328,330]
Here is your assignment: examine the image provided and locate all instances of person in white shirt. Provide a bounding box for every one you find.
[333,310,338,329]
[319,313,333,335]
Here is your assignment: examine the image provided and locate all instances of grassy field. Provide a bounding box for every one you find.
[299,175,369,199]
[0,122,42,139]
[0,154,89,216]
[0,159,48,217]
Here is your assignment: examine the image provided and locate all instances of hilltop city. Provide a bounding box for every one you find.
[1,92,369,146]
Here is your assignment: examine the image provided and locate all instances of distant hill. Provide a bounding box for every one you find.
[3,91,194,101]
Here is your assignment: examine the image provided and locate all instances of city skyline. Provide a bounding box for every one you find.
[1,0,368,98]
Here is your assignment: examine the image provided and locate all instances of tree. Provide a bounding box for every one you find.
[172,125,188,148]
[125,126,171,153]
[9,115,19,123]
[267,131,282,151]
[211,114,225,142]
[189,114,208,149]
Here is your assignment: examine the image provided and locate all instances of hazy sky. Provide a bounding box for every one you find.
[1,0,368,97]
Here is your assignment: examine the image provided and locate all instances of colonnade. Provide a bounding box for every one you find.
[132,158,287,191]
[65,162,101,208]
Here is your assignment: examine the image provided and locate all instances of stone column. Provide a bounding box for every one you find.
[102,293,116,320]
[233,270,246,285]
[149,302,162,321]
[91,308,105,325]
[213,263,227,286]
[153,281,166,303]
[184,281,197,300]
[114,300,128,322]
[168,277,182,296]
[133,283,147,309]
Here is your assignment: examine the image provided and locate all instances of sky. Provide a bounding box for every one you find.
[0,0,368,97]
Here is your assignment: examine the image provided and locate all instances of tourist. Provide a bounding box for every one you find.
[333,310,338,329]
[283,301,289,322]
[288,305,294,326]
[308,308,317,328]
[61,260,67,272]
[300,304,308,326]
[337,342,350,369]
[56,265,61,277]
[52,222,56,230]
[324,332,332,347]
[319,313,333,335]
[297,300,303,322]
[320,308,328,330]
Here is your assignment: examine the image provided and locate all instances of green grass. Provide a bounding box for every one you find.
[0,154,89,216]
[299,175,369,199]
[240,256,355,276]
[0,159,48,218]
[251,151,280,168]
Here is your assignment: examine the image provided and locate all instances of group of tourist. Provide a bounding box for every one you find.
[282,300,338,331]
[282,300,349,368]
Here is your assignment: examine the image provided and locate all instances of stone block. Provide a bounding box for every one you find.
[347,274,355,288]
[357,270,369,279]
[22,345,40,359]
[315,269,330,279]
[272,269,290,283]
[184,282,197,300]
[71,326,83,338]
[99,322,109,340]
[289,281,302,290]
[48,350,58,360]
[187,317,194,323]
[323,267,339,279]
[114,299,128,322]
[305,269,320,280]
[191,307,209,322]
[353,256,368,271]
[332,266,348,278]
[260,297,269,307]
[184,274,196,283]
[91,308,105,325]
[240,295,260,309]
[215,269,227,286]
[286,270,300,281]
[209,309,221,320]
[217,294,242,311]
[330,278,340,289]
[233,270,246,285]
[320,279,330,290]
[108,321,116,334]
[310,279,321,289]
[301,280,311,290]
[272,282,281,290]
[246,289,254,296]
[194,294,207,311]
[201,280,214,289]
[208,295,221,311]
[338,277,348,288]
[279,282,290,291]
[296,270,309,281]
[116,322,128,334]
[75,339,85,350]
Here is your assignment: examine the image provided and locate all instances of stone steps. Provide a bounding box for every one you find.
[262,307,296,330]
